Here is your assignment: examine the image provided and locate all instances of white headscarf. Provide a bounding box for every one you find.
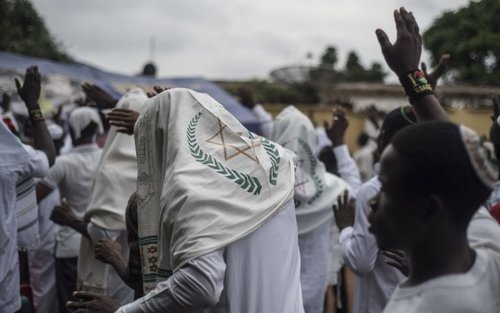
[68,107,103,140]
[135,88,294,293]
[271,106,348,235]
[85,88,148,230]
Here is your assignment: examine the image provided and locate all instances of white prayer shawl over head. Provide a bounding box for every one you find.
[0,120,39,248]
[271,106,348,235]
[135,88,294,293]
[68,106,103,140]
[85,88,148,230]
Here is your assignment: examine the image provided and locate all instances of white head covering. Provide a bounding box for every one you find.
[135,88,294,293]
[271,106,348,235]
[460,125,497,190]
[85,88,148,230]
[78,88,148,294]
[47,122,64,140]
[68,107,103,140]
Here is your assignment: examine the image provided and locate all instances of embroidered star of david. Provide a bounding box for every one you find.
[206,118,261,163]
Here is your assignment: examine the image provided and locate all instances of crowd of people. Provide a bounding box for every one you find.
[1,7,499,313]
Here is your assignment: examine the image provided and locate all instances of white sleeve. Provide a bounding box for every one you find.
[116,248,225,313]
[339,181,379,276]
[332,145,362,198]
[468,207,500,254]
[23,145,49,178]
[87,223,121,243]
[253,104,274,139]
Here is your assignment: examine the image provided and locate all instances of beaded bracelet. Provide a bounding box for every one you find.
[399,70,433,103]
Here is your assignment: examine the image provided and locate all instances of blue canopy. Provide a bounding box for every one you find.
[0,51,260,131]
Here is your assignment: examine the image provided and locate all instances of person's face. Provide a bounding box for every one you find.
[368,145,425,251]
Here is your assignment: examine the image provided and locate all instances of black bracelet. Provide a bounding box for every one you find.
[399,70,433,103]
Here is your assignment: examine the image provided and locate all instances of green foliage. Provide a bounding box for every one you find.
[0,0,71,61]
[320,46,338,70]
[316,47,386,83]
[218,79,316,104]
[423,0,500,85]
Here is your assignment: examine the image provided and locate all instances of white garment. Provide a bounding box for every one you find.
[339,175,405,313]
[78,88,147,297]
[271,106,348,235]
[0,120,49,313]
[68,107,103,140]
[41,143,102,257]
[135,88,294,292]
[383,212,500,313]
[252,104,274,139]
[79,224,134,305]
[299,220,331,313]
[117,199,304,313]
[28,188,59,313]
[353,140,377,183]
[315,127,332,155]
[328,145,362,286]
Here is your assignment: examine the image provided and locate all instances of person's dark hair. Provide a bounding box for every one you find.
[489,122,500,161]
[377,106,417,155]
[142,62,157,77]
[69,121,99,144]
[318,145,338,175]
[391,121,491,228]
[357,132,370,147]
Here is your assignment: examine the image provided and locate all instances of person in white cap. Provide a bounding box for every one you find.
[36,105,103,313]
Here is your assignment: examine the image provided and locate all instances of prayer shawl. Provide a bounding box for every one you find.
[135,88,294,293]
[271,106,348,235]
[78,89,147,295]
[0,120,39,248]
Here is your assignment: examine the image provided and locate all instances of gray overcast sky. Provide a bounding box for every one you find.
[32,0,471,80]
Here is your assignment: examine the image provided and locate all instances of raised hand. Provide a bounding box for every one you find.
[333,190,354,231]
[106,108,140,135]
[421,54,451,90]
[324,107,349,147]
[375,7,422,77]
[50,199,77,227]
[15,65,41,109]
[147,85,169,98]
[81,83,117,109]
[382,249,409,276]
[95,238,122,265]
[66,291,120,313]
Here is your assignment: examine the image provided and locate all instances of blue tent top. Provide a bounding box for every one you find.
[0,51,259,130]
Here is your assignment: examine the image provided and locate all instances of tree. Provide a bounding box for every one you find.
[320,46,338,70]
[0,0,71,61]
[343,50,386,82]
[423,0,500,85]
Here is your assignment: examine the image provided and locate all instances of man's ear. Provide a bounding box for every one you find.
[421,194,445,224]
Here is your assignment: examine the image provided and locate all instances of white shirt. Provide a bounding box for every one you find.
[333,145,362,198]
[383,210,500,313]
[117,200,304,313]
[0,147,49,313]
[339,175,405,313]
[252,104,274,139]
[353,140,377,183]
[41,143,102,258]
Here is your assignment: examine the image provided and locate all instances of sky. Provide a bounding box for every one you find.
[32,0,472,80]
